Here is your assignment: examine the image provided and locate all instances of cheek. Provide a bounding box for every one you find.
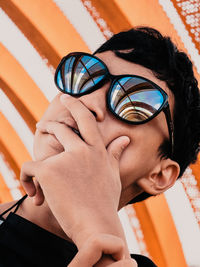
[118,133,161,188]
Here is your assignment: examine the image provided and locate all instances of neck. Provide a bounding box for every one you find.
[17,196,72,243]
[118,183,143,210]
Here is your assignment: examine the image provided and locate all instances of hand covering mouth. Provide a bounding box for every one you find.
[69,126,83,140]
[56,118,83,140]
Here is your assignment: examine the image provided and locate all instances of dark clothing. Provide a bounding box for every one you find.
[0,196,156,266]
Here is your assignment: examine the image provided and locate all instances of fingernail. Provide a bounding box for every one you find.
[60,94,70,103]
[121,136,130,149]
[121,136,130,144]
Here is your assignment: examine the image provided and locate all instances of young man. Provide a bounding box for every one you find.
[0,27,199,267]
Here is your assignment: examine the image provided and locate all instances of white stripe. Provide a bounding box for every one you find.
[0,154,22,200]
[0,89,34,157]
[118,208,141,254]
[10,188,23,200]
[165,179,200,266]
[0,8,57,102]
[53,0,106,52]
[158,0,200,74]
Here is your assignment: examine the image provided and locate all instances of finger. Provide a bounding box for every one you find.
[68,234,125,267]
[60,94,104,146]
[32,180,45,206]
[107,136,130,167]
[20,161,40,197]
[36,120,83,151]
[108,259,138,267]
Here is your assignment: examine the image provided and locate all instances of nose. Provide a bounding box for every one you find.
[78,84,108,122]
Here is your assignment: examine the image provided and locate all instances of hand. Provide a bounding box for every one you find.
[68,234,137,267]
[20,94,130,250]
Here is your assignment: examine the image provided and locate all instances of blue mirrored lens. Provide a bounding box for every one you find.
[56,70,64,90]
[110,77,164,122]
[56,55,107,94]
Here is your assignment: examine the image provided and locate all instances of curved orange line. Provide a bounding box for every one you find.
[84,0,132,35]
[2,0,90,64]
[0,113,31,168]
[0,172,13,203]
[0,43,49,122]
[0,78,36,133]
[134,195,187,267]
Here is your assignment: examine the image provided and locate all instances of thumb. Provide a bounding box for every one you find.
[107,136,130,165]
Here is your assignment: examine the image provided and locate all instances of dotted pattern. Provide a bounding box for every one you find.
[172,0,200,52]
[125,205,150,257]
[181,167,200,226]
[81,0,113,39]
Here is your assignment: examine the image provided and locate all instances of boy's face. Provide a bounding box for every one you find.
[33,51,175,201]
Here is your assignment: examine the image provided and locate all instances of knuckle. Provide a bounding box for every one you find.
[87,234,103,250]
[113,151,121,161]
[117,238,125,250]
[66,98,79,108]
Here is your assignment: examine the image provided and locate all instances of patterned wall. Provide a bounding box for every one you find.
[0,1,200,266]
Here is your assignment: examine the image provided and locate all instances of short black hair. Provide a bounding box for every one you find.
[94,27,200,203]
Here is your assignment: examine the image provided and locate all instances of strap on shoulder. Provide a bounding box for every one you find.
[0,194,28,220]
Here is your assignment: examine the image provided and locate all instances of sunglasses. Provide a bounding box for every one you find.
[55,52,174,157]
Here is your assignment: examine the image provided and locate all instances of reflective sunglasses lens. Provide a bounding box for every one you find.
[110,77,164,122]
[56,55,107,94]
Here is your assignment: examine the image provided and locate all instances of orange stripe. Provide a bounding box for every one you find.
[0,113,31,169]
[0,172,13,203]
[0,43,49,122]
[0,0,60,69]
[3,0,90,63]
[113,0,187,42]
[0,139,20,179]
[83,0,132,35]
[134,195,187,267]
[0,78,36,133]
[171,0,200,55]
[0,142,26,200]
[190,154,200,190]
[113,0,200,80]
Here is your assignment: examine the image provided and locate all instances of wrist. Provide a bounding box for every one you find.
[70,212,130,257]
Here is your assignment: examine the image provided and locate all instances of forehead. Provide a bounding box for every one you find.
[96,51,174,111]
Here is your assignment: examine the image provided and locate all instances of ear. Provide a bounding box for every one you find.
[137,158,180,195]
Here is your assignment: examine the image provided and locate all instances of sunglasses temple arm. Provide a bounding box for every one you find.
[163,104,174,158]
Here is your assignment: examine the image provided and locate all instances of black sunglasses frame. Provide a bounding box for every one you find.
[55,52,174,157]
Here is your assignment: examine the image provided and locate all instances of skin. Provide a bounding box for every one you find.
[32,51,179,203]
[0,51,180,266]
[68,234,137,267]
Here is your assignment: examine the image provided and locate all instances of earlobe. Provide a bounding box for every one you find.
[137,159,180,195]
